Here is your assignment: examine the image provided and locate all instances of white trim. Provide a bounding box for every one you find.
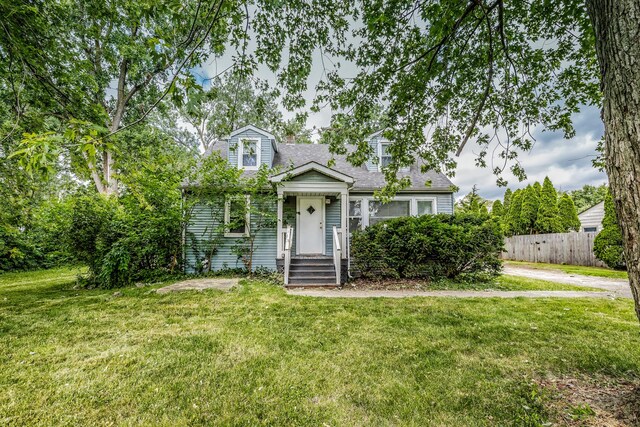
[348,195,439,231]
[278,181,350,194]
[237,137,261,170]
[296,196,326,255]
[229,124,277,144]
[414,197,438,216]
[270,161,355,184]
[224,195,251,238]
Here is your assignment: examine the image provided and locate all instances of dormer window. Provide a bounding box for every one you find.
[238,138,260,169]
[379,143,392,168]
[378,141,410,172]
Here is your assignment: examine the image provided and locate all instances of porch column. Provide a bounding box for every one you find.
[277,191,284,258]
[341,190,348,258]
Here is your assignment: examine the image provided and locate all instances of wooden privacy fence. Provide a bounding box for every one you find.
[502,232,606,267]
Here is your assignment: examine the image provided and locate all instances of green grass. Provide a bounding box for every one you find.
[431,274,601,291]
[1,268,639,426]
[505,260,629,280]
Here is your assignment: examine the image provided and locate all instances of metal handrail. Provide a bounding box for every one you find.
[283,225,293,285]
[332,226,342,285]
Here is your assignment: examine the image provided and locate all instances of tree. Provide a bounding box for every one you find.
[455,185,489,215]
[505,189,524,236]
[491,199,504,218]
[171,75,285,153]
[558,194,581,232]
[519,184,540,234]
[535,177,563,234]
[594,191,625,269]
[1,0,242,194]
[568,184,608,212]
[503,189,512,214]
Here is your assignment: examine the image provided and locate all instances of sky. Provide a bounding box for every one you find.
[195,44,607,203]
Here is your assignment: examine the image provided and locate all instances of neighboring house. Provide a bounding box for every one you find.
[578,201,605,233]
[184,125,455,285]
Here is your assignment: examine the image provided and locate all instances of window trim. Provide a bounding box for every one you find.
[224,195,251,238]
[368,198,412,227]
[377,141,410,172]
[348,197,364,234]
[414,197,438,216]
[237,137,261,170]
[348,196,439,232]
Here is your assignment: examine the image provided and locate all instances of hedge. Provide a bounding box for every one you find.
[350,213,504,281]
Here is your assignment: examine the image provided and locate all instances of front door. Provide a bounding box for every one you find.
[298,196,324,254]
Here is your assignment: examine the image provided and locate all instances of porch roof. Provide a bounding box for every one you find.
[270,161,355,184]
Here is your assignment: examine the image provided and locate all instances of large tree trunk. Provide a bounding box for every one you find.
[587,0,640,320]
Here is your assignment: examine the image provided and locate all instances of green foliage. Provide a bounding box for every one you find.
[558,194,581,232]
[491,199,504,218]
[498,179,581,236]
[594,192,625,269]
[455,185,490,215]
[351,214,503,281]
[569,184,608,212]
[519,185,540,234]
[535,177,563,234]
[506,189,524,236]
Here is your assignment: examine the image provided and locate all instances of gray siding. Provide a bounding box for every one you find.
[228,128,274,169]
[578,201,605,232]
[291,170,340,183]
[436,193,454,214]
[325,197,342,255]
[185,197,277,273]
[366,135,380,171]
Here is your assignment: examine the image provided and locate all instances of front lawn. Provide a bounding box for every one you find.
[1,268,639,426]
[505,260,629,280]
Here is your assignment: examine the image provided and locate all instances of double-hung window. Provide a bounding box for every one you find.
[348,199,363,232]
[379,143,392,168]
[239,138,260,169]
[224,195,250,237]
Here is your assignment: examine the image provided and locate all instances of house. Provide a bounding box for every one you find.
[184,125,455,286]
[577,201,605,233]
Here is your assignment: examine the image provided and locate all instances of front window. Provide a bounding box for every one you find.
[583,227,597,232]
[417,200,434,215]
[225,196,250,237]
[349,199,363,232]
[240,138,259,168]
[369,200,411,226]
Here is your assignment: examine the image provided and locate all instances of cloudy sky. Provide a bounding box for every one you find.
[196,45,607,203]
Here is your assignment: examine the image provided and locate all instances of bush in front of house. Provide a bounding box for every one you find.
[350,213,504,282]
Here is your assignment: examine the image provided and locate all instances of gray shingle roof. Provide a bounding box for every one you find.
[197,142,454,192]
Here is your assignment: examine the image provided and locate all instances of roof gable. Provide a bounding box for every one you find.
[270,161,354,184]
[229,125,278,152]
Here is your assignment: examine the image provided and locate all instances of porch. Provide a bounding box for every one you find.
[270,163,353,286]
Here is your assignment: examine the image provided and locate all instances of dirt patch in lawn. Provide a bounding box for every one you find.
[156,278,240,294]
[537,375,640,426]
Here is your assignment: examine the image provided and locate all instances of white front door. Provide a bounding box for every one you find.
[298,197,324,254]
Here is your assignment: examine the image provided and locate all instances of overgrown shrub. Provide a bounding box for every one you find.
[66,180,184,288]
[351,213,503,281]
[594,192,625,269]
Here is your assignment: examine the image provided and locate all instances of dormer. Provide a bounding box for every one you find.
[227,125,278,169]
[366,130,410,172]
